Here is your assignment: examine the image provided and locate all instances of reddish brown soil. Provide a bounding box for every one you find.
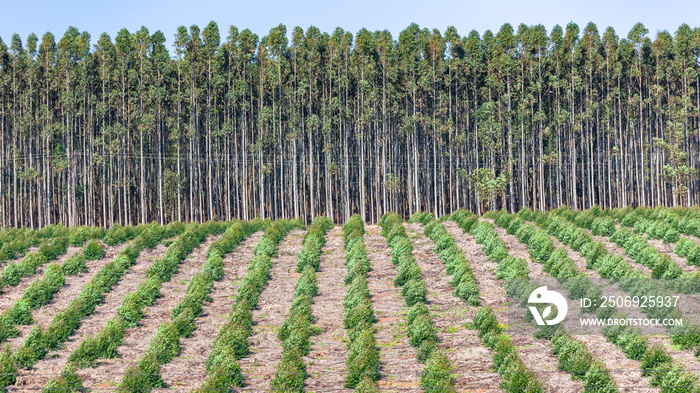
[492,223,658,393]
[77,235,220,391]
[7,243,128,350]
[304,227,352,393]
[0,246,82,313]
[364,225,422,392]
[405,223,502,393]
[443,221,583,393]
[8,241,173,391]
[237,229,306,391]
[155,231,264,391]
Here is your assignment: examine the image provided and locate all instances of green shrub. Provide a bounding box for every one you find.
[200,346,243,390]
[22,279,53,309]
[136,277,162,305]
[652,363,698,393]
[640,344,672,377]
[473,307,501,338]
[69,317,126,367]
[173,306,196,337]
[344,299,375,329]
[146,322,180,365]
[214,322,249,359]
[408,302,429,326]
[11,299,33,325]
[42,363,85,393]
[401,279,427,306]
[117,292,144,328]
[616,334,648,361]
[408,313,437,348]
[0,345,16,389]
[294,266,318,298]
[83,239,105,260]
[271,348,307,392]
[118,353,164,392]
[1,261,23,286]
[345,329,380,388]
[554,336,593,378]
[394,260,422,287]
[62,253,87,275]
[420,350,455,391]
[453,278,480,306]
[355,376,381,393]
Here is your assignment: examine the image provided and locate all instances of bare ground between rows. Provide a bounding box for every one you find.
[7,242,128,351]
[304,226,352,393]
[78,235,220,391]
[492,223,657,393]
[444,220,582,393]
[405,223,502,393]
[237,229,306,392]
[8,241,172,391]
[0,246,82,313]
[364,225,422,392]
[153,231,264,391]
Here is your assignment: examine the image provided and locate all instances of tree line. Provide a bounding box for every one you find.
[1,21,699,227]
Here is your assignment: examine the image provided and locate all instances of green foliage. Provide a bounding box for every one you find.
[42,363,85,393]
[198,346,243,391]
[420,350,456,392]
[582,361,617,393]
[271,348,307,392]
[117,292,144,328]
[117,353,164,392]
[0,345,16,389]
[640,344,672,377]
[401,278,427,306]
[145,322,180,365]
[62,253,87,275]
[552,335,593,378]
[83,239,105,260]
[355,376,381,393]
[345,329,380,388]
[0,261,23,286]
[294,265,318,298]
[69,317,126,368]
[10,299,33,326]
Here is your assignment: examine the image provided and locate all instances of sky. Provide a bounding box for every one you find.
[2,0,699,49]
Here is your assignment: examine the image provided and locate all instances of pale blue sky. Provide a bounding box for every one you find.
[2,0,699,48]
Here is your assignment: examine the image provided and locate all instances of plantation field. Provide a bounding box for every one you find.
[1,207,700,392]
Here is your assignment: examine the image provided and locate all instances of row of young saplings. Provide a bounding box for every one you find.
[7,217,317,392]
[558,207,700,287]
[43,218,298,391]
[0,237,106,344]
[8,207,697,391]
[493,208,700,392]
[0,221,188,390]
[0,222,144,267]
[458,210,618,392]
